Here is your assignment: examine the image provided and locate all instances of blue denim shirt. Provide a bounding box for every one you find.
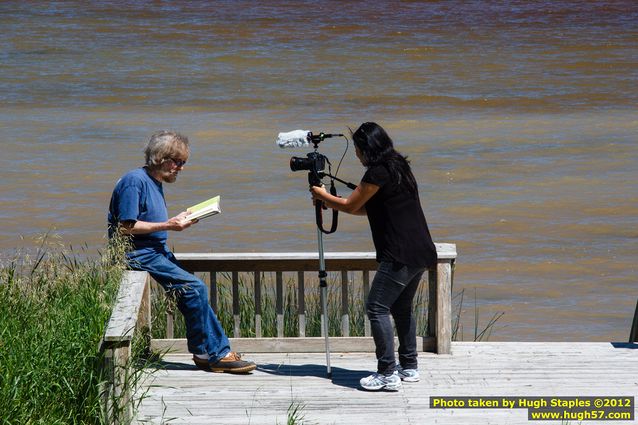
[108,167,168,250]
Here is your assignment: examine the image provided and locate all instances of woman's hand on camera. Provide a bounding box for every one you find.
[310,184,328,207]
[310,184,327,200]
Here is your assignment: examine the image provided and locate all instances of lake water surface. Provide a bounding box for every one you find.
[1,0,637,342]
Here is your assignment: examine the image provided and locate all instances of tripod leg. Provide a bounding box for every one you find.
[317,228,332,378]
[321,284,332,378]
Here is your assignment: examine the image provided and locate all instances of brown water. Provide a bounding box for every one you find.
[1,1,637,342]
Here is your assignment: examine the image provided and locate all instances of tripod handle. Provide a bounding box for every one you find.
[318,172,357,190]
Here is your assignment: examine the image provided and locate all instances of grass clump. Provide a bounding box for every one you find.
[0,236,125,424]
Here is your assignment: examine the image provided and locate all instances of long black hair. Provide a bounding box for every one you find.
[352,122,418,196]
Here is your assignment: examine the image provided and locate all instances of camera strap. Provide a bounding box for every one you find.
[315,181,338,234]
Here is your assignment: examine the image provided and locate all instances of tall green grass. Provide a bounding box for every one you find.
[0,237,125,425]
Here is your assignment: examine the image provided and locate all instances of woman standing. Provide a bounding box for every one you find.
[310,122,437,391]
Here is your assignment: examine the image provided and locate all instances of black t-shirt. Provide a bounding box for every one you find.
[362,164,437,268]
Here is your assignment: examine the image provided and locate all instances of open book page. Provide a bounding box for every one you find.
[186,195,221,221]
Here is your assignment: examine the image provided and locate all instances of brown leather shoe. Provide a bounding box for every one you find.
[193,356,211,371]
[192,352,256,374]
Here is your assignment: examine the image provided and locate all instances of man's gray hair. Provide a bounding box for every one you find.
[144,131,190,167]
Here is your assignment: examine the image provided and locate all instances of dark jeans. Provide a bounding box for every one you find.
[126,246,231,363]
[366,261,426,375]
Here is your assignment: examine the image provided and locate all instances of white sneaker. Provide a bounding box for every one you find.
[359,372,402,391]
[397,365,420,382]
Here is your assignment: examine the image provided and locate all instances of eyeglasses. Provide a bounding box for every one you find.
[167,157,187,167]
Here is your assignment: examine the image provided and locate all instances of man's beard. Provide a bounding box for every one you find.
[163,172,178,183]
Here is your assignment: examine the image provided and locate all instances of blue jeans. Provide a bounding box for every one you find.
[366,261,426,375]
[126,246,230,363]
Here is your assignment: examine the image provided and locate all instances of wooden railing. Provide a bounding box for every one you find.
[158,243,457,354]
[100,245,455,423]
[100,271,151,425]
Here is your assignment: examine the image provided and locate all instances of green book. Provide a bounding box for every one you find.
[186,195,221,221]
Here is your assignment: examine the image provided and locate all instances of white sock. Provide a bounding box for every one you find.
[194,353,209,360]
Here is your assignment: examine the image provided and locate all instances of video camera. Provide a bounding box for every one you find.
[290,151,327,186]
[284,132,335,186]
[276,129,355,233]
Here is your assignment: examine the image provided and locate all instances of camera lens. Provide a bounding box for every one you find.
[290,156,310,172]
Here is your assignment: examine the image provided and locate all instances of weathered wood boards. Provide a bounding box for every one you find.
[135,342,638,425]
[101,271,150,425]
[151,336,437,354]
[103,271,149,344]
[174,244,457,271]
[102,246,457,423]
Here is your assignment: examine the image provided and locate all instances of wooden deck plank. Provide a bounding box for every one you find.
[134,342,638,425]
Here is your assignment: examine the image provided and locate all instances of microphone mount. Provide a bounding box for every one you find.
[308,132,344,149]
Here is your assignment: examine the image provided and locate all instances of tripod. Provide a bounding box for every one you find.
[309,171,356,379]
[307,166,334,378]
